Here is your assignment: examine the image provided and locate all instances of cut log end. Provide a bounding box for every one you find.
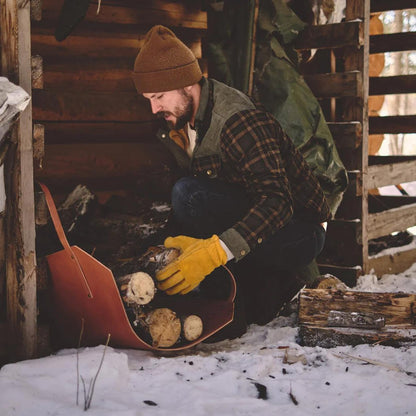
[182,315,204,342]
[147,308,181,348]
[119,271,156,305]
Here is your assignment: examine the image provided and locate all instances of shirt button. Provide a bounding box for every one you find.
[257,238,263,244]
[240,250,246,256]
[206,169,212,176]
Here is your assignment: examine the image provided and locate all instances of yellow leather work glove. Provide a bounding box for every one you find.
[155,235,227,295]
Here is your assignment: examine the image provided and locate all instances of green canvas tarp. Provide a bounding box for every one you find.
[205,0,348,216]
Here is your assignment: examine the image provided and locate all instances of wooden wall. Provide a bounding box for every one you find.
[32,0,208,201]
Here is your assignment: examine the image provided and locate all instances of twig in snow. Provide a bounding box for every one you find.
[83,334,111,410]
[332,352,401,372]
[76,318,85,406]
[289,383,298,405]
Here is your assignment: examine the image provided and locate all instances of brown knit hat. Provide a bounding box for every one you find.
[132,25,202,94]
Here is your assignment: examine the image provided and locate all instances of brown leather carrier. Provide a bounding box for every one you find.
[39,183,236,352]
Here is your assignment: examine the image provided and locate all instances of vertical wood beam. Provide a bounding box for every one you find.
[344,0,370,272]
[1,0,37,360]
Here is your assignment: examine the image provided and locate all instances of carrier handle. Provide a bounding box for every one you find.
[222,265,237,303]
[38,182,93,298]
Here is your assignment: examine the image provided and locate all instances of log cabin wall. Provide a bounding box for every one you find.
[0,0,207,364]
[32,0,208,202]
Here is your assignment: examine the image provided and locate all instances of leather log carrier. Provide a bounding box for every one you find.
[39,183,236,351]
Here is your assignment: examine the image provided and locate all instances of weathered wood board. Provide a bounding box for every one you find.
[299,288,416,347]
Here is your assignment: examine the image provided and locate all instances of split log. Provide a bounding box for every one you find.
[308,274,349,290]
[181,315,204,342]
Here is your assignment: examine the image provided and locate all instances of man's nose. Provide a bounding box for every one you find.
[150,100,161,114]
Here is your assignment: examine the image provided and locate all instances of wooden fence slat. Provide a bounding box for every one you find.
[370,32,416,54]
[369,115,416,134]
[367,159,416,189]
[371,0,416,13]
[370,74,416,95]
[368,202,416,239]
[368,247,416,276]
[304,71,361,98]
[295,21,363,50]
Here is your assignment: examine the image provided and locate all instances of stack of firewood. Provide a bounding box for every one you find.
[115,246,204,348]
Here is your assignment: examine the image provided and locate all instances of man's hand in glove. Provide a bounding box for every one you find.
[155,235,227,295]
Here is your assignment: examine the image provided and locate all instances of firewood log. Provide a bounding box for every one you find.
[138,246,181,275]
[116,271,156,306]
[142,308,182,348]
[181,315,204,342]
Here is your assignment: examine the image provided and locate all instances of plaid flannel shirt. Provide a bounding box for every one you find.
[161,78,331,260]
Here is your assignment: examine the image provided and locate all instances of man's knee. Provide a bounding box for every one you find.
[171,177,200,215]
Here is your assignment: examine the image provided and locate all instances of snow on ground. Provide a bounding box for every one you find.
[1,267,416,416]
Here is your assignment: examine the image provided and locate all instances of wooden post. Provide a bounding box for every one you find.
[344,0,370,272]
[1,0,37,360]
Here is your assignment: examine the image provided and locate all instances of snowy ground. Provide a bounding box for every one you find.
[1,265,416,415]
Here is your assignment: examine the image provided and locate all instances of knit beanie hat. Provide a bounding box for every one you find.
[132,25,202,94]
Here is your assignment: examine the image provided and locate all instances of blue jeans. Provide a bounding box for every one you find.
[171,176,326,270]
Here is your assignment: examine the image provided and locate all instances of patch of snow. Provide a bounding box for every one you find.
[2,264,416,415]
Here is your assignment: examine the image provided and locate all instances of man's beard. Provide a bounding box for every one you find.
[157,90,194,130]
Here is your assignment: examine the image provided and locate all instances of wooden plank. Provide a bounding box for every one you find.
[42,121,159,144]
[368,247,416,276]
[370,75,416,95]
[369,115,416,134]
[370,32,416,54]
[32,90,152,122]
[1,0,37,361]
[369,195,416,213]
[39,58,207,91]
[294,21,363,50]
[371,0,416,13]
[367,203,416,239]
[344,0,370,273]
[369,155,416,165]
[367,159,416,189]
[34,142,176,191]
[299,324,416,348]
[299,288,416,327]
[40,0,207,30]
[327,122,362,150]
[304,71,361,98]
[31,33,203,60]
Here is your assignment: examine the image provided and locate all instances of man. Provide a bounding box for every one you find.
[132,25,331,336]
